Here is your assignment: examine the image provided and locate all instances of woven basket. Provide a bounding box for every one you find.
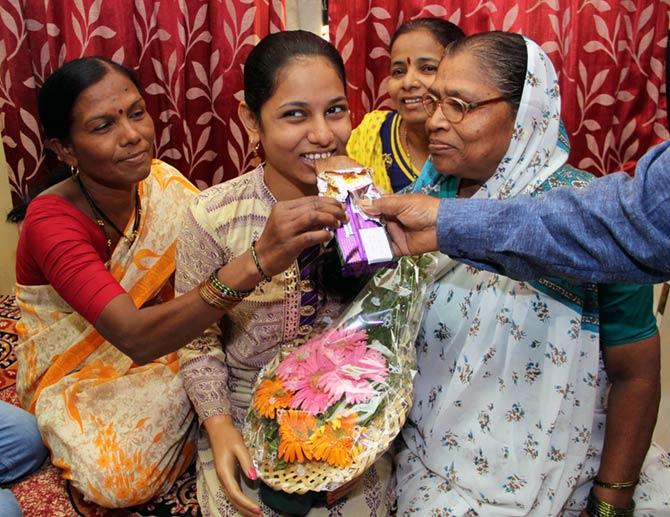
[243,337,416,494]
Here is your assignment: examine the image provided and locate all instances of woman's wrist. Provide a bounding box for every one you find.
[250,239,272,282]
[203,413,235,431]
[586,487,635,517]
[216,251,264,291]
[592,485,635,508]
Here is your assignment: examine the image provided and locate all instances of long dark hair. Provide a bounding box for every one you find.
[7,57,141,222]
[244,30,346,119]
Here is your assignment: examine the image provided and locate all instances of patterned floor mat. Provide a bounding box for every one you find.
[0,295,200,517]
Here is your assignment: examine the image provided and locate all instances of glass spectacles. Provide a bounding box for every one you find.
[421,93,510,123]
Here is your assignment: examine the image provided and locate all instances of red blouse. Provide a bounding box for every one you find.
[16,195,126,324]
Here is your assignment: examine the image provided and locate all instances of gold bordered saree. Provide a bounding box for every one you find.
[14,160,199,508]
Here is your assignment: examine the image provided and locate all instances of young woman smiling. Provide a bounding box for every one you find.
[176,30,393,517]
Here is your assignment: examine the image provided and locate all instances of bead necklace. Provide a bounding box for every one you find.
[75,174,141,249]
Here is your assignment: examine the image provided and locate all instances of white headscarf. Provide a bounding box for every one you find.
[478,36,566,200]
[412,36,568,200]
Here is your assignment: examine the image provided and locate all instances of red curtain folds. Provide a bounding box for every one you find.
[0,0,285,205]
[329,1,669,176]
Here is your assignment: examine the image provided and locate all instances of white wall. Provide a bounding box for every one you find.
[0,134,18,293]
[285,0,325,37]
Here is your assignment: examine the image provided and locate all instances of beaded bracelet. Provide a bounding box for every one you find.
[199,281,241,311]
[585,488,635,517]
[198,271,254,311]
[209,271,254,299]
[593,478,638,490]
[250,240,272,283]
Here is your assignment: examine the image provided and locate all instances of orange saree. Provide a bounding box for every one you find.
[14,160,199,508]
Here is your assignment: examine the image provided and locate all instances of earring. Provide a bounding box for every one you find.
[252,142,260,158]
[70,165,79,178]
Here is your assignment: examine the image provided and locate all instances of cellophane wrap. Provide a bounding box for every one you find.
[243,253,439,494]
[316,157,395,276]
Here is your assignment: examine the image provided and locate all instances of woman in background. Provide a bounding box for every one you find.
[347,17,464,192]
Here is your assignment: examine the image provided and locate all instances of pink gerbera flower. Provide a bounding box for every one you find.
[318,373,375,405]
[287,349,340,414]
[275,335,325,383]
[290,378,339,414]
[316,329,368,367]
[276,329,367,384]
[319,346,388,405]
[274,327,386,413]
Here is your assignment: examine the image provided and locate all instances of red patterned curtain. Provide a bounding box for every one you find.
[330,1,669,176]
[0,0,285,205]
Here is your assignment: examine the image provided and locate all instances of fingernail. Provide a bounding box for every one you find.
[247,467,258,480]
[357,199,373,208]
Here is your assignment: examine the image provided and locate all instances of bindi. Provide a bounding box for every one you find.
[406,57,412,65]
[118,108,124,114]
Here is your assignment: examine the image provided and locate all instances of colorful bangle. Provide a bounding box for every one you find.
[209,271,254,299]
[593,478,638,490]
[585,487,634,517]
[199,281,240,311]
[250,240,272,283]
[198,271,254,311]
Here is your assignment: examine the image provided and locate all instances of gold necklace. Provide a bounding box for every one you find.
[76,174,141,249]
[401,122,416,174]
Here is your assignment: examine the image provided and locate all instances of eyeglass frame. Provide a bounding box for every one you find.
[421,93,511,123]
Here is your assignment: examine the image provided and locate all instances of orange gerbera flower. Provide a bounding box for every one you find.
[308,414,364,468]
[277,410,317,463]
[253,378,294,418]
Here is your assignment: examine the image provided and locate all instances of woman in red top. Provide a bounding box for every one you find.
[9,57,345,508]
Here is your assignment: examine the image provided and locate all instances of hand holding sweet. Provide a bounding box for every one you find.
[359,194,440,256]
[254,196,346,277]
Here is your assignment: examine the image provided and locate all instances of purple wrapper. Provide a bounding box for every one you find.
[335,195,396,277]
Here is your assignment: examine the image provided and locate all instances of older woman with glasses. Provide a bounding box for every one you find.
[393,31,670,516]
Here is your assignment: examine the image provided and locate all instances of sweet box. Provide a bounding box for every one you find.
[315,156,395,276]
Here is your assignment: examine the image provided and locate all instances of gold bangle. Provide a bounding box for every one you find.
[198,281,241,311]
[198,271,251,311]
[205,281,243,307]
[250,240,272,283]
[593,478,638,490]
[209,271,254,299]
[586,487,634,517]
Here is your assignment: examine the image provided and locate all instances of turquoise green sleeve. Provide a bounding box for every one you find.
[598,283,657,346]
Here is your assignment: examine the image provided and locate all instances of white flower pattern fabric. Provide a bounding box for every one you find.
[396,37,670,516]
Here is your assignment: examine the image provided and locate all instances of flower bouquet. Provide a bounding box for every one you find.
[243,252,439,497]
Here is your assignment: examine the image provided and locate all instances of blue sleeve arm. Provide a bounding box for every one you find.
[436,141,670,284]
